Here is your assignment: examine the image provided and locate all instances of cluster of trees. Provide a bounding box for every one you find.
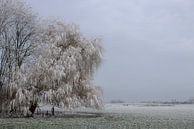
[0,0,103,117]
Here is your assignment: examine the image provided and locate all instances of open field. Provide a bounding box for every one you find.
[1,104,194,129]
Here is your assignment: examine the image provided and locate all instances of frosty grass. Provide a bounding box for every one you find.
[1,103,194,129]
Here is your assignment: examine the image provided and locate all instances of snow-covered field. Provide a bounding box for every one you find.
[105,103,194,118]
[1,103,194,129]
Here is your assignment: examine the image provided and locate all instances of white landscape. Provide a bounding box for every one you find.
[0,0,194,129]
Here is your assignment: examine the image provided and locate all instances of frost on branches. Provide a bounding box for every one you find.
[29,22,103,111]
[0,0,103,117]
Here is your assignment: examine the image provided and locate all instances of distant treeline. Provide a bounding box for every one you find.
[110,98,194,104]
[141,98,194,104]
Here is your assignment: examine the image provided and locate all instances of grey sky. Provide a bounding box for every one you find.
[26,0,194,102]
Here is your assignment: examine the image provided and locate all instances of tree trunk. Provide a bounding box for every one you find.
[0,103,2,113]
[29,103,37,117]
[51,106,55,116]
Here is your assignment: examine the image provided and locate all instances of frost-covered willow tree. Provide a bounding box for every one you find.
[27,21,103,113]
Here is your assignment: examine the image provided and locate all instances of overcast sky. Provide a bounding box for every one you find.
[26,0,194,102]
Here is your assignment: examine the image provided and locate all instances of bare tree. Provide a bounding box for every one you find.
[0,0,38,114]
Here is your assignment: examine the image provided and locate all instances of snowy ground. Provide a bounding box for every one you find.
[1,103,194,129]
[105,103,194,118]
